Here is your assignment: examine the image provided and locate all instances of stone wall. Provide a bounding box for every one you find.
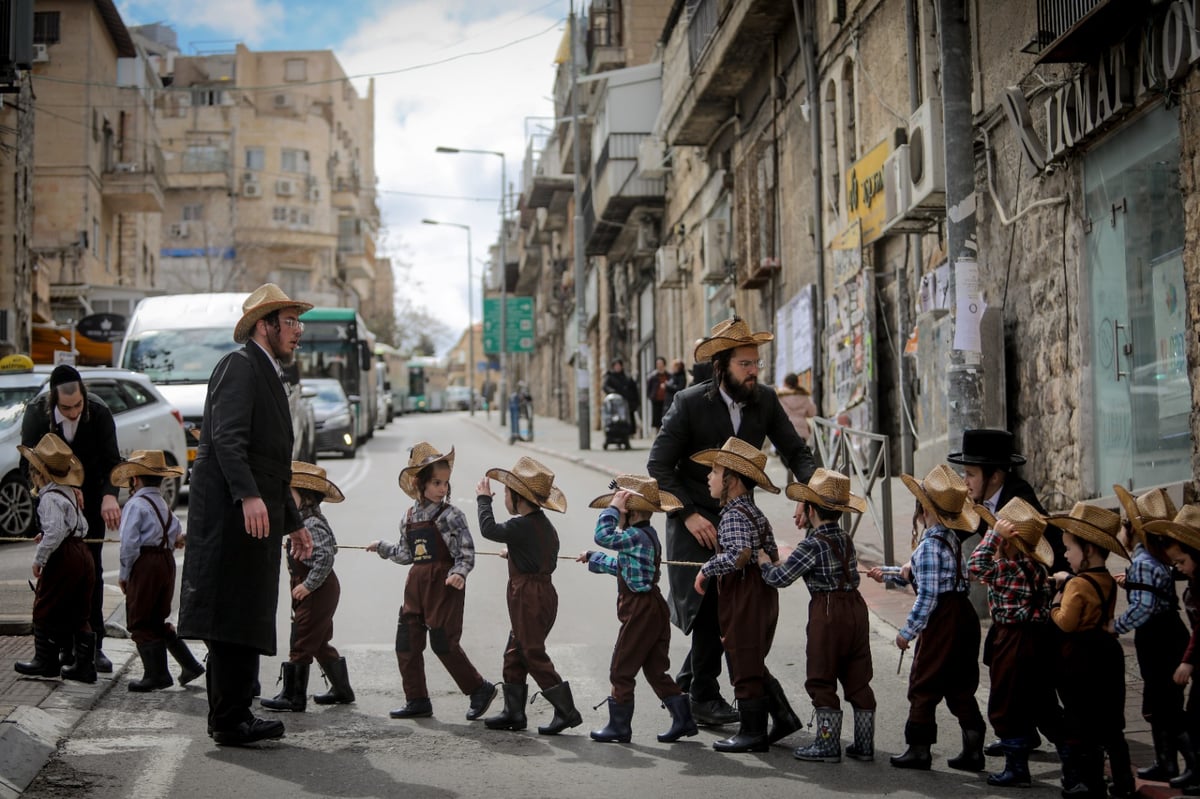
[1181,67,1200,498]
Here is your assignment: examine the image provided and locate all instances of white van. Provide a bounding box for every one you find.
[117,294,317,482]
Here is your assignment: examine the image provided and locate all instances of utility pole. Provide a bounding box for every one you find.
[570,0,591,449]
[938,0,984,451]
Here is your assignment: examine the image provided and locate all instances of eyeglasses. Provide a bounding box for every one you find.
[734,359,764,370]
[279,317,304,331]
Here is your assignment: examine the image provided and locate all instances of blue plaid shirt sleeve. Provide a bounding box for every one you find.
[592,508,656,591]
[700,497,759,578]
[1113,547,1170,634]
[760,536,821,588]
[587,551,618,576]
[899,527,956,640]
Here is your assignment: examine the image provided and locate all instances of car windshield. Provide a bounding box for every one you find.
[309,383,347,406]
[123,328,240,383]
[0,386,40,433]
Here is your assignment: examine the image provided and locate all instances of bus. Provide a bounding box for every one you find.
[374,342,409,417]
[297,307,377,442]
[407,355,447,412]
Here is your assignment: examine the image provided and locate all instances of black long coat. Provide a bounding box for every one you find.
[646,379,817,632]
[178,343,301,654]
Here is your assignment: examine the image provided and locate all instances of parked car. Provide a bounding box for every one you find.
[305,378,357,458]
[446,385,480,411]
[0,365,189,538]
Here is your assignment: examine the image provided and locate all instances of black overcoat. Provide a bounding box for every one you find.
[646,379,817,632]
[178,343,302,654]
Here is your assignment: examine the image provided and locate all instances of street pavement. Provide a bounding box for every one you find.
[0,410,1161,796]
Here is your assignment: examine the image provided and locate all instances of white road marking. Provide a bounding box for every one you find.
[60,734,190,799]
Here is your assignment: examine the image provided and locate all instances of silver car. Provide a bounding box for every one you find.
[0,366,188,538]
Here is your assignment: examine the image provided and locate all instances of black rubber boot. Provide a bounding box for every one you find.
[1171,731,1198,789]
[94,633,113,674]
[658,693,698,743]
[128,641,174,692]
[537,681,583,735]
[764,676,802,744]
[1106,736,1136,798]
[713,698,770,753]
[465,680,497,721]
[165,631,205,687]
[313,657,355,705]
[986,743,1031,787]
[484,683,528,731]
[61,631,97,684]
[1138,724,1180,782]
[590,697,634,743]
[891,743,933,770]
[260,662,309,712]
[14,627,62,678]
[947,727,986,771]
[389,698,432,718]
[845,707,875,761]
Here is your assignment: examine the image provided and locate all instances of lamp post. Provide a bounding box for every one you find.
[437,145,508,429]
[422,218,476,417]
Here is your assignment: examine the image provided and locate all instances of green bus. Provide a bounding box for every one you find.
[297,308,377,442]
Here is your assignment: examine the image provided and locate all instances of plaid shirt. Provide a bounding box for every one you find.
[700,495,777,578]
[1113,543,1176,635]
[587,508,661,593]
[967,529,1052,624]
[897,524,968,641]
[760,522,860,592]
[376,499,476,579]
[288,508,338,592]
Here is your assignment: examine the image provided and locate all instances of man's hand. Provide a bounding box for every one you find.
[288,527,312,560]
[242,496,270,538]
[32,563,42,579]
[119,578,127,594]
[445,573,466,590]
[895,634,910,651]
[693,570,707,595]
[684,512,717,550]
[475,477,493,498]
[101,494,121,530]
[292,583,312,602]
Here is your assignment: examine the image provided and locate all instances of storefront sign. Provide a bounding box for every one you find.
[844,139,891,244]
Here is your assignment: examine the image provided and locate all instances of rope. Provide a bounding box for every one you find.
[0,536,122,544]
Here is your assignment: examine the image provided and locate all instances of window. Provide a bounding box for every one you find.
[281,149,310,174]
[182,204,204,221]
[87,382,129,414]
[277,268,309,297]
[189,89,225,107]
[272,206,289,223]
[284,58,307,82]
[92,218,99,256]
[244,147,265,171]
[33,12,60,45]
[117,381,153,409]
[182,145,229,173]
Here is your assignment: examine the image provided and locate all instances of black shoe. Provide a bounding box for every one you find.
[891,744,933,770]
[390,698,433,719]
[466,680,498,720]
[986,732,1041,757]
[212,717,285,746]
[691,697,739,726]
[95,647,113,674]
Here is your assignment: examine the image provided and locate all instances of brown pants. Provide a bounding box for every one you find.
[501,574,561,689]
[288,564,341,665]
[126,547,175,644]
[610,588,681,704]
[984,622,1063,741]
[396,563,483,698]
[905,591,985,743]
[805,591,876,710]
[717,567,778,701]
[33,537,94,636]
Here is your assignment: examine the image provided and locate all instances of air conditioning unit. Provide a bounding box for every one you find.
[656,246,684,288]
[907,99,947,216]
[32,44,49,63]
[275,178,296,196]
[637,136,669,178]
[273,93,293,109]
[700,217,730,284]
[242,181,262,198]
[169,222,189,239]
[881,144,928,235]
[307,183,322,202]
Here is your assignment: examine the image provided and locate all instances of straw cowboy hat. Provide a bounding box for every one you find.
[110,450,185,485]
[290,461,345,503]
[486,456,567,513]
[690,437,781,494]
[19,433,84,488]
[1144,505,1200,553]
[693,317,774,362]
[900,464,981,533]
[1047,502,1129,560]
[982,497,1054,567]
[785,468,866,513]
[233,283,314,344]
[946,428,1027,468]
[1113,485,1176,545]
[589,474,683,514]
[398,443,456,500]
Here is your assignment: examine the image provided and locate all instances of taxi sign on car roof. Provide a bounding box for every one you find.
[0,354,34,373]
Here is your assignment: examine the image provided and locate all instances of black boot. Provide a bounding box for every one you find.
[260,662,309,712]
[891,743,933,770]
[713,698,770,753]
[14,627,62,678]
[590,697,634,743]
[947,726,986,771]
[94,633,113,674]
[389,698,432,719]
[1138,724,1180,782]
[537,682,582,735]
[1171,731,1198,789]
[845,707,875,761]
[313,657,355,705]
[764,676,802,744]
[484,683,528,731]
[465,680,497,720]
[61,632,97,684]
[165,631,205,687]
[658,693,698,743]
[986,742,1031,787]
[128,641,173,692]
[1106,736,1135,798]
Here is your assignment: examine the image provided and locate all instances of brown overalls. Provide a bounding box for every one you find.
[804,530,876,711]
[33,486,94,637]
[287,558,341,665]
[502,517,561,689]
[609,528,681,704]
[716,504,780,702]
[125,496,177,645]
[1057,571,1126,747]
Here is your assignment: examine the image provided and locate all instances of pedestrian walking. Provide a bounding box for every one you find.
[775,373,817,448]
[646,357,670,434]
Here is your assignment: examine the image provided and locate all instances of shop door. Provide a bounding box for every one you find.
[1085,105,1188,491]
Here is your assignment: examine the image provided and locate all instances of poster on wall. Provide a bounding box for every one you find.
[825,221,874,433]
[774,285,814,390]
[1150,248,1188,420]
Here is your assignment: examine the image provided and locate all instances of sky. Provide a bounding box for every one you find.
[116,0,569,354]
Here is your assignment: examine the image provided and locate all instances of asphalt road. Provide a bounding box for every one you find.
[20,413,1063,798]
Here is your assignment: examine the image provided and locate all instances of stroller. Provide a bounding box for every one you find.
[602,393,633,450]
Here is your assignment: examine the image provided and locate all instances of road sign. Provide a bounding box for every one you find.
[482,296,535,353]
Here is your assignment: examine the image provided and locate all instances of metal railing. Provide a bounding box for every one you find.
[1036,0,1105,48]
[687,0,719,71]
[810,416,895,565]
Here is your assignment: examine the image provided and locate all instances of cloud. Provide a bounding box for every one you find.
[118,0,285,47]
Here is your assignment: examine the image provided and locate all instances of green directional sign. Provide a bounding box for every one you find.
[483,296,535,354]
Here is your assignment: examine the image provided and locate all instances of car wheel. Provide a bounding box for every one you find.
[344,444,357,459]
[159,455,182,510]
[0,473,37,537]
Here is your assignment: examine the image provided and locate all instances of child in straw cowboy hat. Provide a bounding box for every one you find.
[13,434,97,683]
[758,468,874,764]
[871,464,987,772]
[367,443,496,722]
[692,437,793,754]
[1142,504,1200,795]
[967,498,1060,788]
[474,456,580,735]
[1110,486,1192,785]
[112,450,204,692]
[580,474,698,745]
[261,462,354,713]
[1046,502,1133,798]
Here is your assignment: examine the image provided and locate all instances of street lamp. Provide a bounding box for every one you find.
[422,218,476,417]
[436,145,508,429]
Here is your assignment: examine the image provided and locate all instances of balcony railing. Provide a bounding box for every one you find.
[1035,0,1145,63]
[587,0,623,58]
[687,0,719,71]
[1036,0,1104,47]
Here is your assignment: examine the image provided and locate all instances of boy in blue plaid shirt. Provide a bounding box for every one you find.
[581,474,697,744]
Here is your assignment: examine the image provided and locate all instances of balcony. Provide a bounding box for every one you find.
[664,0,792,146]
[523,133,574,236]
[102,145,167,213]
[332,174,362,213]
[516,226,542,296]
[1034,0,1147,63]
[587,0,625,74]
[337,216,375,281]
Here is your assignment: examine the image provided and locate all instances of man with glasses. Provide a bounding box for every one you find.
[179,284,315,747]
[648,317,817,731]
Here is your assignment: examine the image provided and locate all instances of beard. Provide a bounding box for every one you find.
[722,370,757,404]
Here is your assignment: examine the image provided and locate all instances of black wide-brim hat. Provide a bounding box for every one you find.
[947,428,1027,468]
